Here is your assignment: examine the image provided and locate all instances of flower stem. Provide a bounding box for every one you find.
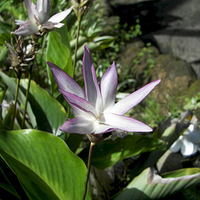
[73,16,82,74]
[21,65,33,128]
[11,77,20,130]
[82,142,96,200]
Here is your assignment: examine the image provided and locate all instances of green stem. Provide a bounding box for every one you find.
[73,16,82,74]
[11,77,20,130]
[82,142,96,200]
[21,65,33,128]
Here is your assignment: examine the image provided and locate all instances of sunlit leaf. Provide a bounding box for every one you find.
[0,129,91,200]
[20,79,67,136]
[113,167,200,200]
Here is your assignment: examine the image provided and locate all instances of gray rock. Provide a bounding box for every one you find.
[149,0,200,78]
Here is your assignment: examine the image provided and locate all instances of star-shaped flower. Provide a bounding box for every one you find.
[14,0,73,36]
[47,46,160,137]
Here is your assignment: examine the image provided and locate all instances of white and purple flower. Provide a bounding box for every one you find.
[47,46,160,136]
[14,0,73,36]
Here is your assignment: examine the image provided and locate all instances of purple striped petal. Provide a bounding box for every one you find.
[104,113,152,132]
[47,62,85,98]
[111,79,161,115]
[100,62,118,111]
[60,117,95,134]
[14,20,38,36]
[25,0,38,23]
[59,89,97,118]
[83,45,102,113]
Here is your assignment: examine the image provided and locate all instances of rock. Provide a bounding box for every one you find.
[118,39,159,90]
[147,0,200,78]
[118,39,197,116]
[150,54,196,114]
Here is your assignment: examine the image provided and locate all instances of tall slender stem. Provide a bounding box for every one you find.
[21,65,33,128]
[11,77,20,130]
[82,142,96,200]
[73,16,82,73]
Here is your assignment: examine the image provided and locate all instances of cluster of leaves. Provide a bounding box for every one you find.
[0,0,200,200]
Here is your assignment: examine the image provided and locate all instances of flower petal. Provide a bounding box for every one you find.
[36,0,51,23]
[100,62,118,111]
[25,0,38,23]
[94,124,113,134]
[59,89,97,118]
[83,45,102,113]
[15,20,26,25]
[48,6,73,23]
[52,23,64,28]
[111,79,161,115]
[41,22,64,30]
[14,20,38,36]
[60,117,95,134]
[181,138,198,156]
[170,136,183,153]
[103,113,152,132]
[47,62,85,98]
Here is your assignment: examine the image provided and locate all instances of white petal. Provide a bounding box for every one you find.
[60,117,95,134]
[83,45,102,114]
[170,137,183,153]
[36,0,50,23]
[111,79,161,115]
[48,7,73,23]
[59,89,97,118]
[52,23,64,28]
[14,20,38,36]
[181,139,198,156]
[47,62,85,98]
[15,20,25,25]
[100,62,118,111]
[25,0,38,23]
[185,124,200,144]
[103,113,152,132]
[94,123,113,134]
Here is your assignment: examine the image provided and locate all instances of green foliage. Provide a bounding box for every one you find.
[0,129,91,200]
[1,0,200,199]
[20,79,68,136]
[91,135,166,170]
[0,71,37,128]
[113,167,200,200]
[184,92,200,110]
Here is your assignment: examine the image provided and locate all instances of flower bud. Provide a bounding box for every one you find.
[70,0,92,20]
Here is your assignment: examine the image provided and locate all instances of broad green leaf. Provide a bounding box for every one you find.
[20,79,68,136]
[46,25,73,97]
[0,129,91,200]
[114,167,200,200]
[0,71,36,128]
[91,135,166,169]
